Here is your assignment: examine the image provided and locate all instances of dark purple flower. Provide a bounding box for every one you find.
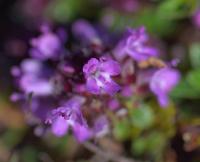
[30,26,62,60]
[83,57,121,95]
[114,26,157,61]
[150,68,180,107]
[72,19,101,44]
[46,97,91,142]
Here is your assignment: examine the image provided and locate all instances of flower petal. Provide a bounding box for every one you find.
[86,77,100,94]
[51,116,68,137]
[103,80,121,96]
[72,124,92,142]
[100,60,121,76]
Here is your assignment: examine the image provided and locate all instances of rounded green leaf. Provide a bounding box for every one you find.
[130,106,154,129]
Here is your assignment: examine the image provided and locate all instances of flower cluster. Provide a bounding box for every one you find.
[11,21,180,142]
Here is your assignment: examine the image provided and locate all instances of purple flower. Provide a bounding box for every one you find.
[93,116,109,138]
[121,85,133,97]
[13,59,54,96]
[193,9,200,29]
[114,26,157,61]
[72,19,100,44]
[46,97,91,142]
[30,26,62,60]
[83,57,121,95]
[150,68,180,108]
[108,98,120,110]
[72,123,92,142]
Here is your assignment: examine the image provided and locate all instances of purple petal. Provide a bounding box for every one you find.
[20,75,53,96]
[72,124,92,142]
[157,93,169,108]
[93,116,109,138]
[86,77,100,94]
[83,58,99,75]
[21,59,42,74]
[150,68,180,107]
[72,19,99,43]
[100,60,121,76]
[103,80,121,96]
[51,116,69,137]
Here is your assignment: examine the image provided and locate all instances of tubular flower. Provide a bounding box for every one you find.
[150,68,180,108]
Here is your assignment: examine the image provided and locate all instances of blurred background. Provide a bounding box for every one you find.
[0,0,200,162]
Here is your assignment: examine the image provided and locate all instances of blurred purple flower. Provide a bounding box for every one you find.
[193,9,200,29]
[13,59,54,96]
[30,26,62,60]
[46,97,91,142]
[108,98,120,110]
[83,57,121,95]
[114,26,157,61]
[93,116,109,138]
[72,19,101,44]
[121,85,133,97]
[150,68,180,108]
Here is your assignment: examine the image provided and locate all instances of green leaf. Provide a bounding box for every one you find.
[131,132,166,157]
[189,43,200,69]
[186,69,200,91]
[186,69,200,94]
[172,68,200,99]
[131,137,146,155]
[107,9,176,37]
[45,0,99,22]
[130,105,154,129]
[171,77,200,99]
[157,0,197,20]
[145,132,165,153]
[113,119,131,141]
[21,146,38,162]
[1,129,25,148]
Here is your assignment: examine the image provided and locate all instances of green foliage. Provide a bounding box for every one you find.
[105,9,176,37]
[21,146,38,162]
[130,105,155,129]
[44,134,69,155]
[132,132,166,157]
[157,0,197,19]
[45,0,99,22]
[1,129,25,148]
[189,43,200,69]
[113,119,131,141]
[187,69,200,91]
[172,69,200,99]
[103,0,197,37]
